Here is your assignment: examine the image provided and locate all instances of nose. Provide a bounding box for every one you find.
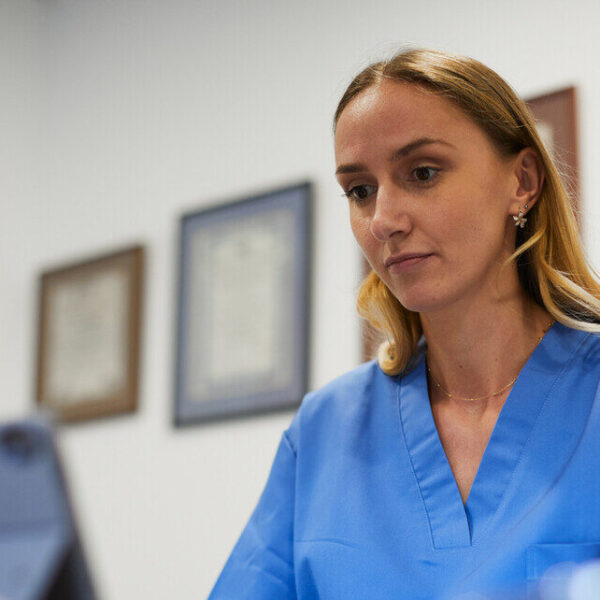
[369,186,412,242]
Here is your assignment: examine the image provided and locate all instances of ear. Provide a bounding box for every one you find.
[508,148,545,217]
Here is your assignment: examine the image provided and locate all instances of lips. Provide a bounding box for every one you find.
[384,253,433,272]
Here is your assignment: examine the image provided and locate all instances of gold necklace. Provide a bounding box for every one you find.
[426,320,554,402]
[427,367,518,402]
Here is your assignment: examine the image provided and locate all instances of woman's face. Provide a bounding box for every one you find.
[334,81,521,315]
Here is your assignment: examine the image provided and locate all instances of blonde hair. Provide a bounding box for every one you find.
[334,48,600,376]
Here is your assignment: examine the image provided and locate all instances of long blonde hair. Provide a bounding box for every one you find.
[334,48,600,375]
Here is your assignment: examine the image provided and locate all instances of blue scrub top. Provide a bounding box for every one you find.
[208,323,600,599]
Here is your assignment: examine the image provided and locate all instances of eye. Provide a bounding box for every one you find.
[411,166,440,183]
[343,184,377,203]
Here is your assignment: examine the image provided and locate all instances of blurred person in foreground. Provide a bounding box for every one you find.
[208,48,600,599]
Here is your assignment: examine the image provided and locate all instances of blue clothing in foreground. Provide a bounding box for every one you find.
[209,323,600,599]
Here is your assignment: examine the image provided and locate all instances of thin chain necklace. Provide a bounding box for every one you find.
[426,321,554,402]
[427,367,518,402]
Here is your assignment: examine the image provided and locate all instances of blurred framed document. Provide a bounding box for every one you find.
[36,246,144,423]
[174,182,311,425]
[526,86,579,215]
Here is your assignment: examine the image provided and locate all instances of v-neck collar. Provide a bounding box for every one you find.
[398,323,596,549]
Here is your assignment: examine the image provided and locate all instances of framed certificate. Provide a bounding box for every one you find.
[36,246,144,423]
[174,182,311,425]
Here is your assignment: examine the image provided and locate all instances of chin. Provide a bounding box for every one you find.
[390,286,450,315]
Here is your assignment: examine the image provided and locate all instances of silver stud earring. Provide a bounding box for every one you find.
[513,205,528,229]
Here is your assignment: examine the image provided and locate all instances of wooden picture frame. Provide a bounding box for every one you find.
[174,182,311,425]
[526,86,579,216]
[36,246,144,423]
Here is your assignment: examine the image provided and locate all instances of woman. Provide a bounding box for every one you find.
[209,49,600,599]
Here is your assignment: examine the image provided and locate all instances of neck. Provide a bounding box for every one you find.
[421,287,552,411]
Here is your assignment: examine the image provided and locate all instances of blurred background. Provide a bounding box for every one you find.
[2,0,600,597]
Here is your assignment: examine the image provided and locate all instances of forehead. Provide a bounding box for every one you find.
[334,81,485,159]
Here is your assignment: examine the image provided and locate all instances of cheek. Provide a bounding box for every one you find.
[349,214,381,269]
[349,213,371,248]
[430,186,502,246]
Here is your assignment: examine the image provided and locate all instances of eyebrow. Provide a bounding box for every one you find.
[335,137,455,175]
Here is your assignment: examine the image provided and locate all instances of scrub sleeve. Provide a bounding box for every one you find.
[208,432,298,599]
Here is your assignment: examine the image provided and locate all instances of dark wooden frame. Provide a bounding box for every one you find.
[36,246,144,423]
[526,86,579,217]
[174,182,311,425]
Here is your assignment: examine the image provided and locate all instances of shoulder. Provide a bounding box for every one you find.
[308,359,383,398]
[581,329,600,366]
[285,360,401,453]
[556,323,600,371]
[301,359,388,412]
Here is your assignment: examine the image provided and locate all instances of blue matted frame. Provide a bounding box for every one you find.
[174,182,311,425]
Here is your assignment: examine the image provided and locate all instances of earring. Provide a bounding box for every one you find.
[513,204,529,229]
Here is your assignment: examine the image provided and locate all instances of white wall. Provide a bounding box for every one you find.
[2,0,600,598]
